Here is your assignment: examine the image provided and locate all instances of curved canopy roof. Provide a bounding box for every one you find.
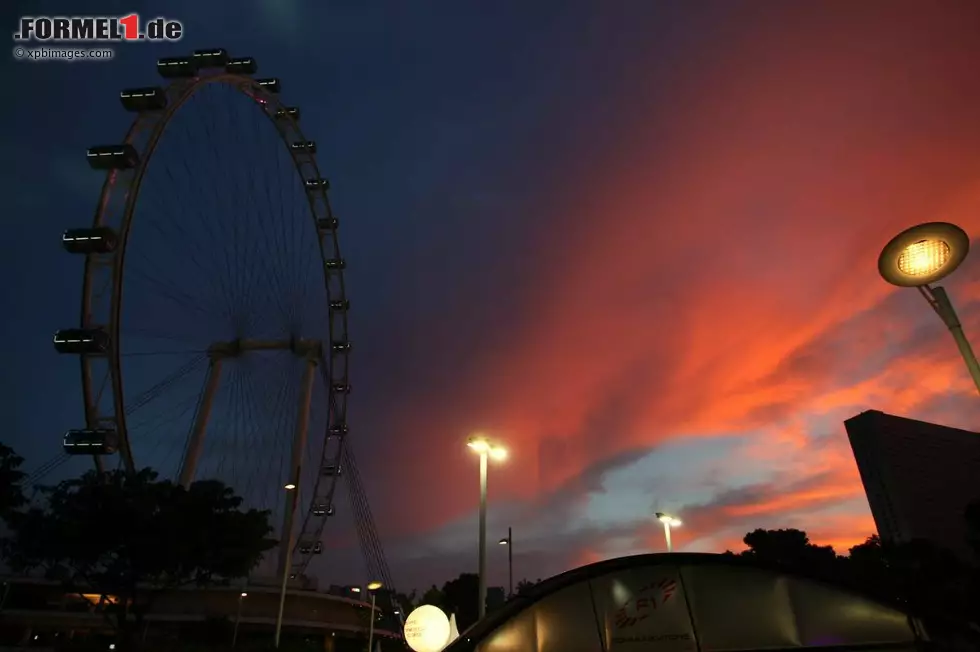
[445,553,925,652]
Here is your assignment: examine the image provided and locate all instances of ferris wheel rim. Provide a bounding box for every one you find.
[78,65,350,574]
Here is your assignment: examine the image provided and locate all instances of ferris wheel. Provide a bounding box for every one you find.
[53,48,350,578]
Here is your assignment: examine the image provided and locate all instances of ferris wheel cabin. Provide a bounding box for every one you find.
[52,328,109,355]
[119,87,167,112]
[61,227,118,254]
[63,429,119,455]
[85,144,139,170]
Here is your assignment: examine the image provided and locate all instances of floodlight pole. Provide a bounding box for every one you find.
[368,591,377,652]
[919,284,980,395]
[478,449,488,620]
[507,527,513,598]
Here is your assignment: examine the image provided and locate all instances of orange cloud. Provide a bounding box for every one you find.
[364,1,980,576]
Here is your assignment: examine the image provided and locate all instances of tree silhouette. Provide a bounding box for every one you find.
[420,584,445,609]
[5,468,276,649]
[740,528,839,576]
[846,535,975,636]
[442,573,479,630]
[486,585,505,611]
[430,573,507,631]
[393,588,418,615]
[515,578,539,596]
[0,442,26,521]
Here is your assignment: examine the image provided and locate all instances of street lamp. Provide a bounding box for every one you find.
[498,528,513,597]
[878,222,980,394]
[498,532,513,597]
[274,474,300,649]
[655,512,681,553]
[367,581,383,652]
[232,591,247,649]
[467,434,507,619]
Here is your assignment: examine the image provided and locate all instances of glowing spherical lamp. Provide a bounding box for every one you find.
[878,222,970,288]
[404,604,452,652]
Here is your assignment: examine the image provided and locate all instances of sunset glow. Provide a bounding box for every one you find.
[8,0,980,592]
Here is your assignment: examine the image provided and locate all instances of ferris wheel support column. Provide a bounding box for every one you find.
[178,358,224,489]
[274,353,318,648]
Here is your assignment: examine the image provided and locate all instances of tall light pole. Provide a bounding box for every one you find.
[467,435,507,620]
[367,581,382,652]
[655,512,681,553]
[274,475,300,649]
[498,528,513,597]
[232,591,247,649]
[878,222,980,394]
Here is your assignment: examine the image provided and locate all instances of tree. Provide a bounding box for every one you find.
[435,573,506,631]
[486,586,505,611]
[442,573,479,630]
[5,468,276,648]
[420,584,445,609]
[393,589,418,616]
[515,578,540,596]
[740,528,839,576]
[845,535,975,634]
[0,442,26,521]
[842,535,897,599]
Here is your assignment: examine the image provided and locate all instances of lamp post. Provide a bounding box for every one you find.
[467,435,507,620]
[655,512,681,553]
[367,581,382,652]
[878,222,980,394]
[232,591,247,649]
[498,528,513,597]
[274,475,300,648]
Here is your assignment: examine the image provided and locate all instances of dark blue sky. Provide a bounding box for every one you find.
[5,0,980,593]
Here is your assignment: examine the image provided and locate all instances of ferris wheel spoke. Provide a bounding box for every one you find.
[227,362,257,493]
[251,128,301,329]
[266,125,303,329]
[203,87,289,332]
[125,203,234,318]
[128,392,200,436]
[206,89,253,326]
[208,86,295,332]
[140,123,243,325]
[136,154,229,286]
[124,354,207,416]
[259,364,297,514]
[204,364,242,482]
[91,367,112,408]
[124,263,229,326]
[236,363,265,501]
[128,393,202,469]
[292,248,317,327]
[175,147,246,320]
[135,167,215,270]
[122,328,209,349]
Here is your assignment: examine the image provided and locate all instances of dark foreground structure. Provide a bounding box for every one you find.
[0,578,400,651]
[445,553,956,652]
[846,409,980,561]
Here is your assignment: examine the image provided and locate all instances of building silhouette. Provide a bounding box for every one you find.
[845,409,980,559]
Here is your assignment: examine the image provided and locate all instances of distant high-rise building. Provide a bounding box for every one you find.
[845,409,980,560]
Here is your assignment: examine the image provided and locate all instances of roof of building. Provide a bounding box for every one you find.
[445,552,929,652]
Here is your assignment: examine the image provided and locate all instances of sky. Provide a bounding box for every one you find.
[4,0,980,594]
